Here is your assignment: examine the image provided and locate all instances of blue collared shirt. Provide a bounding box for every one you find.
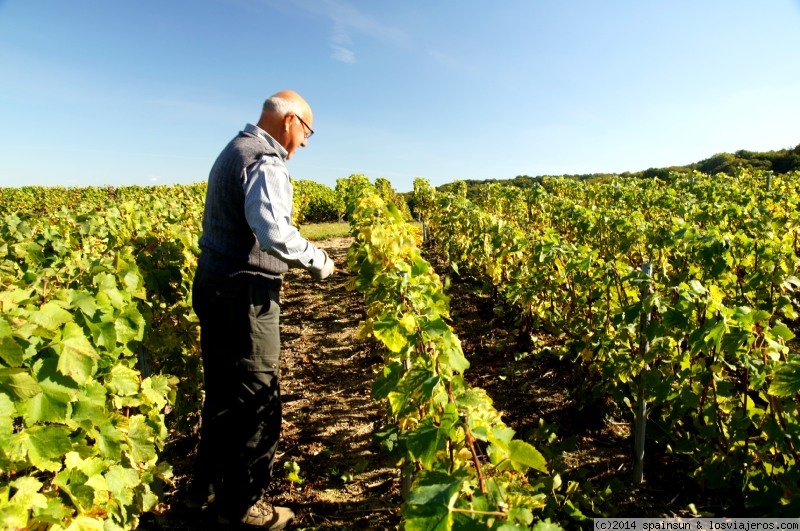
[241,123,328,273]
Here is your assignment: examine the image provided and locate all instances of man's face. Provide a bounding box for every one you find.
[283,112,313,160]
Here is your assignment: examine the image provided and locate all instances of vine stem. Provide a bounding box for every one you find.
[448,380,487,494]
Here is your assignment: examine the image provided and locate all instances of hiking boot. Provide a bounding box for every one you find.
[217,500,294,529]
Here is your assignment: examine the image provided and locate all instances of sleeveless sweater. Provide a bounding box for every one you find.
[197,131,288,286]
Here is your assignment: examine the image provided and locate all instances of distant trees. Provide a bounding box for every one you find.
[296,143,800,220]
[692,144,800,175]
[696,151,769,175]
[429,143,800,198]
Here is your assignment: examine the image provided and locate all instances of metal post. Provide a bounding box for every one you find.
[633,263,652,484]
[417,213,428,244]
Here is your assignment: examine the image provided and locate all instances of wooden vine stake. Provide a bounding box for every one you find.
[633,263,652,484]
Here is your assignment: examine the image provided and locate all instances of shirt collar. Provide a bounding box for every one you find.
[243,123,288,160]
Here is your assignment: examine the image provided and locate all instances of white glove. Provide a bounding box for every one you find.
[310,250,335,281]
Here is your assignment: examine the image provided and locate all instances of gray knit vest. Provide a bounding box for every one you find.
[197,131,289,283]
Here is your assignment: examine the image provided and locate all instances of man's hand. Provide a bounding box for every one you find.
[310,250,335,281]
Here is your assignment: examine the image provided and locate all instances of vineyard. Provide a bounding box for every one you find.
[413,170,800,520]
[0,170,798,529]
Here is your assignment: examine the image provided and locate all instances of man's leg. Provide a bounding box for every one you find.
[195,276,283,519]
[189,270,236,505]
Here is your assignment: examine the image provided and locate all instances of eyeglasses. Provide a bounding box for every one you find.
[295,114,314,139]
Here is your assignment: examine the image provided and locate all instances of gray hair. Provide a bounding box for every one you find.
[263,96,305,117]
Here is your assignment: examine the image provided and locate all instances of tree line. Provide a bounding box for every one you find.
[430,142,800,199]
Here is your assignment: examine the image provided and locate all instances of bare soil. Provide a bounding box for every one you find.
[144,236,744,530]
[147,237,403,530]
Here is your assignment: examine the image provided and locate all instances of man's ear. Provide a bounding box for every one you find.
[283,113,294,132]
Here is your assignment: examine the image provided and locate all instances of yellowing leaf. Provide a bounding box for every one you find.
[56,322,98,385]
[10,476,48,511]
[355,320,373,340]
[30,301,74,332]
[373,318,408,353]
[125,414,156,464]
[106,365,140,397]
[399,313,417,333]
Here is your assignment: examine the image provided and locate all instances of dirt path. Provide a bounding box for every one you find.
[152,237,402,530]
[268,236,401,529]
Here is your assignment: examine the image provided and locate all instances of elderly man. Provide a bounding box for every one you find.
[188,90,334,529]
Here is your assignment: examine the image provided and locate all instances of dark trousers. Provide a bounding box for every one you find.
[191,268,282,516]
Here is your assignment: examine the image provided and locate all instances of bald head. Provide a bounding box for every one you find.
[257,90,314,160]
[263,90,310,117]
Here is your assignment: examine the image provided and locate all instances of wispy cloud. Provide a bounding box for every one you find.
[292,0,408,63]
[330,45,356,64]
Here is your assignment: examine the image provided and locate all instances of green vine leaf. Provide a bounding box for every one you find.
[0,336,25,368]
[124,414,157,464]
[95,421,124,460]
[24,424,73,472]
[67,290,99,319]
[769,358,800,397]
[107,365,141,397]
[30,301,74,333]
[22,356,77,424]
[406,470,467,508]
[0,392,15,437]
[508,439,548,474]
[406,417,447,469]
[55,322,98,385]
[372,361,403,400]
[86,319,117,351]
[0,368,41,401]
[105,464,140,507]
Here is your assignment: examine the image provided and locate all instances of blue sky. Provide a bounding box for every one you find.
[1,1,799,192]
